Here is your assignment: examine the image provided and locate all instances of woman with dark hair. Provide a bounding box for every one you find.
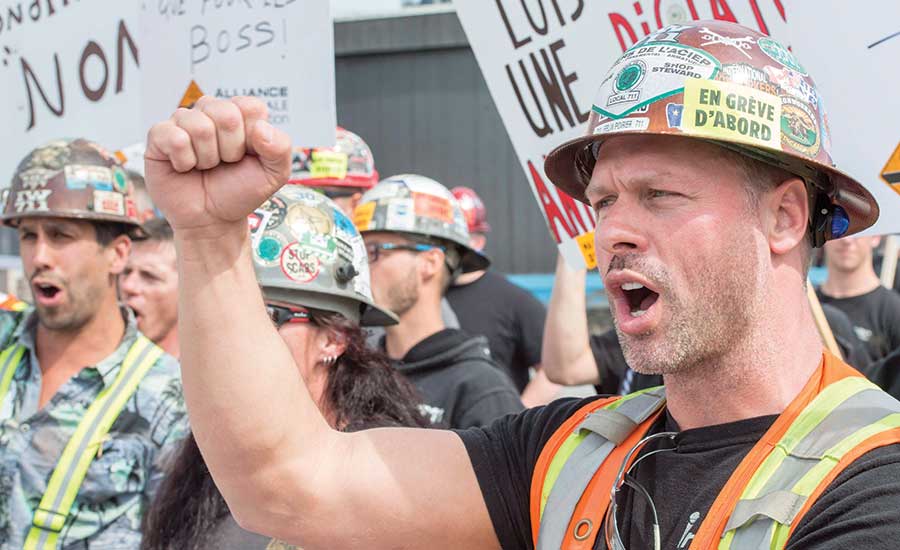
[141,188,425,550]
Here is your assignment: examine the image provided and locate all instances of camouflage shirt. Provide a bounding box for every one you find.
[0,307,187,549]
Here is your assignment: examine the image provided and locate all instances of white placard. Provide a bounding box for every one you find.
[455,1,793,268]
[140,0,336,149]
[788,3,900,236]
[0,2,142,175]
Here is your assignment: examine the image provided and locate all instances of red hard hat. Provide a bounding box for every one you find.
[451,186,490,234]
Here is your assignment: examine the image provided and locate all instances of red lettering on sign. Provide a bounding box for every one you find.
[528,160,576,243]
[558,189,595,234]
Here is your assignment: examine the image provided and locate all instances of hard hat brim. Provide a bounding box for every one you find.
[543,132,879,239]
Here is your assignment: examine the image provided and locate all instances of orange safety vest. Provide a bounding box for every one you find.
[529,352,900,549]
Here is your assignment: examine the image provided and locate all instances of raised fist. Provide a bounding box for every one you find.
[144,96,292,235]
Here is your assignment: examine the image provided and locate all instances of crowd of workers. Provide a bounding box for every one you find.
[1,19,899,550]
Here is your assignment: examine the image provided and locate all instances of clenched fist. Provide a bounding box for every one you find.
[144,96,292,235]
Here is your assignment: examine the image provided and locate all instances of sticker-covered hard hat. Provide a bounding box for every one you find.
[289,127,379,191]
[544,20,877,241]
[353,174,490,273]
[2,138,144,235]
[250,186,397,326]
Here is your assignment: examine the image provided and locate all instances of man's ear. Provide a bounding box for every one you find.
[766,176,809,259]
[418,247,446,283]
[106,235,132,276]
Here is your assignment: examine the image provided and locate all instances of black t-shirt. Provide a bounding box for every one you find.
[446,271,546,392]
[457,396,900,550]
[590,329,663,394]
[818,286,900,364]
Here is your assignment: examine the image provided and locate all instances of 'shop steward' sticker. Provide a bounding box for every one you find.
[594,42,720,119]
[681,77,781,150]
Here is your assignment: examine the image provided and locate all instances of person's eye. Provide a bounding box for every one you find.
[593,195,616,212]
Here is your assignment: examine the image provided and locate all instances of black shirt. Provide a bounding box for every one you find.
[457,396,900,549]
[392,328,524,429]
[446,271,546,392]
[590,329,663,394]
[818,286,900,364]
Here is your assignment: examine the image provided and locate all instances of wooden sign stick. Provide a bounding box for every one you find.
[806,278,843,359]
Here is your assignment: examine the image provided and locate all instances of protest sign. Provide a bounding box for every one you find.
[0,1,142,173]
[141,0,336,149]
[789,3,900,237]
[455,1,791,268]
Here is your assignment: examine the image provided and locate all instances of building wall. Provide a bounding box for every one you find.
[335,11,557,274]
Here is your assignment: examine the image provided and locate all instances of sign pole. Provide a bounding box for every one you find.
[806,278,842,359]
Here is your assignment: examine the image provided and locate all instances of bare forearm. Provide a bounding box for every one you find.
[520,366,561,407]
[175,224,333,509]
[542,255,598,384]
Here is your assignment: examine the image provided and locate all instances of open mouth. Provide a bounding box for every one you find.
[621,281,659,317]
[35,282,61,301]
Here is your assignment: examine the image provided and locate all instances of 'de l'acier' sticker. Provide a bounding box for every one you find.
[593,42,720,120]
[680,77,781,150]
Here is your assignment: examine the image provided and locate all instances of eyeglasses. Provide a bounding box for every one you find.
[364,242,443,263]
[265,303,312,328]
[604,431,678,550]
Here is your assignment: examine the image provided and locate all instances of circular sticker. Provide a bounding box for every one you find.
[286,203,334,236]
[259,196,287,230]
[113,167,128,193]
[780,98,820,157]
[254,232,287,267]
[615,61,646,93]
[280,242,320,283]
[757,37,806,75]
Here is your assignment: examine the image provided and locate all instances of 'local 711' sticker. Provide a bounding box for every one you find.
[680,77,781,150]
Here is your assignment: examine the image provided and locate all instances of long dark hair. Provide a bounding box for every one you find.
[141,312,427,550]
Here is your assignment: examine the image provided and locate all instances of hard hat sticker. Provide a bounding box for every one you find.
[352,202,376,231]
[387,199,416,231]
[92,190,125,216]
[281,242,321,284]
[593,42,720,120]
[254,232,287,267]
[310,150,349,180]
[14,190,51,213]
[780,97,820,157]
[757,37,806,75]
[65,165,114,191]
[681,77,781,150]
[593,117,650,135]
[18,168,57,190]
[413,193,453,223]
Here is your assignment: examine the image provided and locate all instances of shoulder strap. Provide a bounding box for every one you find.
[0,343,27,410]
[690,353,900,550]
[23,335,164,550]
[534,387,667,550]
[718,376,900,549]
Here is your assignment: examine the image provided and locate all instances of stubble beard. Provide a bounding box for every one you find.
[384,268,419,318]
[614,244,764,377]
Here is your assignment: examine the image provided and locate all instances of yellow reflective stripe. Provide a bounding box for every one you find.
[765,413,900,549]
[740,376,875,501]
[24,336,162,549]
[0,344,26,408]
[538,385,663,518]
[719,376,880,550]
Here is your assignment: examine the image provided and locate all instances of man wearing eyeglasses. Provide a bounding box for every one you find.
[353,175,523,428]
[146,21,900,550]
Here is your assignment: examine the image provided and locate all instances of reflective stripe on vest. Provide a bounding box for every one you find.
[536,387,667,550]
[0,343,27,405]
[0,335,164,550]
[719,376,900,549]
[532,353,900,550]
